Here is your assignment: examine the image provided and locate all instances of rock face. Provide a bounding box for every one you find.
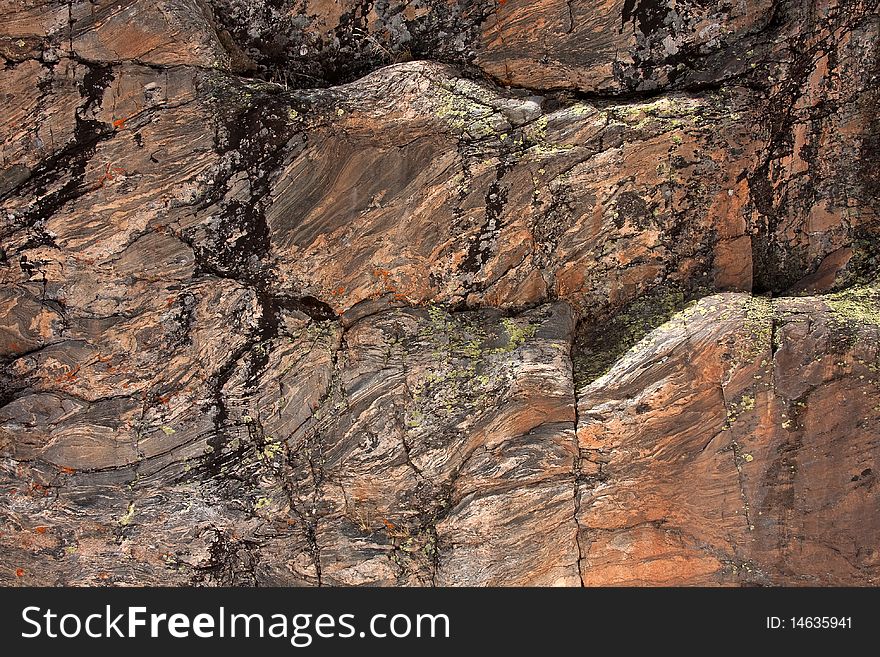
[0,0,877,586]
[577,292,880,585]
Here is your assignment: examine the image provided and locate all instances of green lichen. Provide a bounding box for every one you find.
[732,296,774,364]
[498,317,537,352]
[572,285,689,387]
[531,142,576,157]
[522,114,580,161]
[412,306,539,425]
[825,285,880,327]
[569,103,594,117]
[414,307,490,412]
[606,96,700,133]
[433,80,502,139]
[261,441,285,460]
[726,393,757,424]
[118,502,136,526]
[405,409,424,428]
[525,115,548,142]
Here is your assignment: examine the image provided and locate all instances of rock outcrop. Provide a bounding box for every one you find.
[0,0,877,585]
[577,291,880,585]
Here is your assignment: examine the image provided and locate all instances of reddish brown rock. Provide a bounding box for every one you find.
[576,292,880,585]
[0,0,877,586]
[0,0,228,68]
[476,0,776,92]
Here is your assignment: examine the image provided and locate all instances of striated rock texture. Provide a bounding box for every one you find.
[0,0,877,586]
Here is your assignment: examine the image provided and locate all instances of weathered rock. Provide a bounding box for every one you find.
[0,0,228,68]
[576,291,880,585]
[0,0,877,586]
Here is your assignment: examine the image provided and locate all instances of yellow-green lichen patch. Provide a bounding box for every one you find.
[726,393,757,424]
[261,440,285,461]
[432,79,505,139]
[572,285,689,388]
[523,115,549,143]
[118,501,136,526]
[530,141,577,158]
[730,295,774,366]
[825,285,880,327]
[604,95,701,133]
[411,306,540,424]
[497,317,537,352]
[521,114,583,160]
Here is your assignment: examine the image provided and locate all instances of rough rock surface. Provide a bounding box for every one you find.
[0,0,877,585]
[577,291,880,585]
